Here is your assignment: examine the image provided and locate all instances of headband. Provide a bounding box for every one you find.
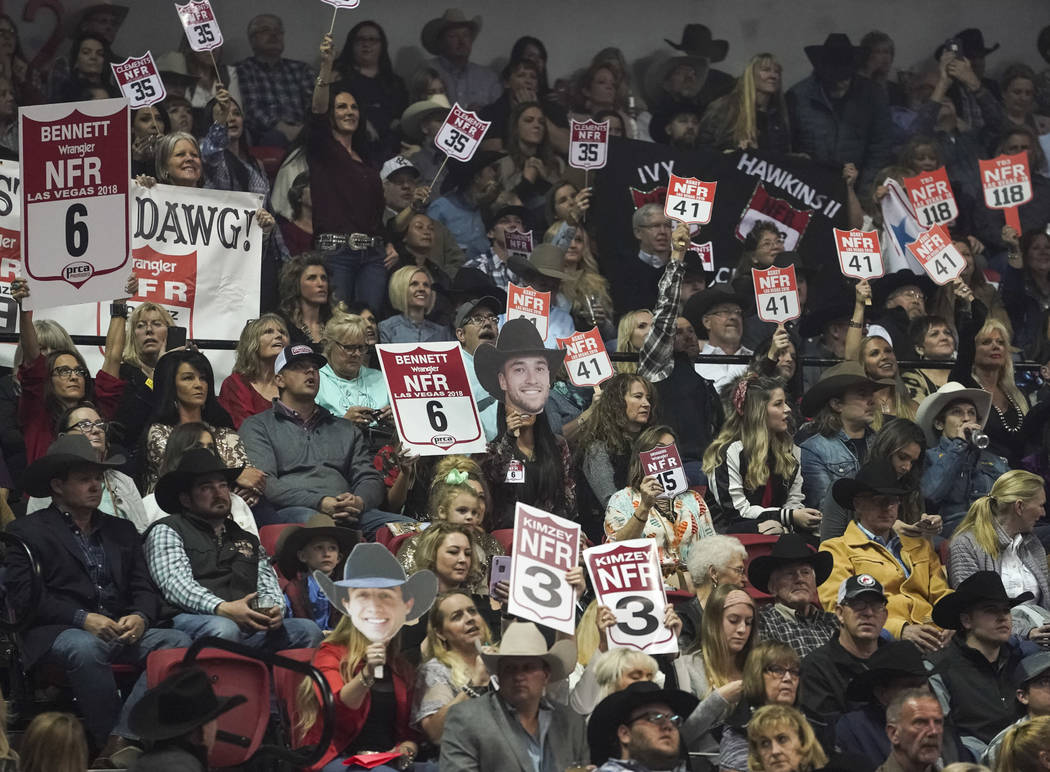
[724,589,754,610]
[732,373,758,416]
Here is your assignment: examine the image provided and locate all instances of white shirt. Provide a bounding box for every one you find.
[695,342,753,393]
[638,249,669,269]
[1001,533,1040,599]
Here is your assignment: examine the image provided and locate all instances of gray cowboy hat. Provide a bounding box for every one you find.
[473,318,566,402]
[508,243,569,281]
[421,9,482,56]
[21,434,124,498]
[914,382,992,448]
[400,95,451,144]
[314,543,438,624]
[799,361,894,418]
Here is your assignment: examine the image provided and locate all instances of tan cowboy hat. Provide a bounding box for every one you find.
[914,382,992,447]
[421,9,482,56]
[479,620,576,682]
[274,513,359,579]
[508,243,569,281]
[400,95,451,143]
[799,361,894,418]
[155,51,197,89]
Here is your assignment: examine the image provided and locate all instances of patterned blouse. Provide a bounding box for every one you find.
[604,488,716,571]
[411,658,462,729]
[143,423,250,493]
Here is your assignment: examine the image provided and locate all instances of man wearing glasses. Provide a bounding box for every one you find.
[587,681,699,772]
[683,285,753,392]
[612,203,674,316]
[454,296,502,440]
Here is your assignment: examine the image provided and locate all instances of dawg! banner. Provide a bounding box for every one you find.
[593,139,849,297]
[0,173,262,378]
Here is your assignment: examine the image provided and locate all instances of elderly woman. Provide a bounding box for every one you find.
[219,314,289,428]
[379,266,452,344]
[317,313,390,426]
[747,704,829,772]
[948,469,1050,641]
[568,644,661,719]
[679,535,747,650]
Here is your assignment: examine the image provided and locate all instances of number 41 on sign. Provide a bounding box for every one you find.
[556,327,613,388]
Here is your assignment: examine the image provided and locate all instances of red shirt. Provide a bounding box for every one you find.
[218,372,272,430]
[306,113,384,236]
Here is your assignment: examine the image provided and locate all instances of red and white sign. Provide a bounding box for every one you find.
[735,184,811,252]
[568,118,610,170]
[584,539,677,654]
[752,264,800,324]
[690,240,715,271]
[907,224,964,285]
[903,167,958,228]
[18,98,130,310]
[508,503,580,634]
[557,327,613,388]
[980,151,1032,234]
[174,0,224,52]
[835,228,884,280]
[0,162,20,339]
[320,0,361,7]
[377,342,486,456]
[664,174,716,225]
[433,103,490,163]
[111,53,167,109]
[505,229,533,262]
[506,282,551,340]
[639,443,688,499]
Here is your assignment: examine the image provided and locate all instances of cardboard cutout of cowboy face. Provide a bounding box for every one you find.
[344,586,414,643]
[474,318,565,417]
[497,355,552,415]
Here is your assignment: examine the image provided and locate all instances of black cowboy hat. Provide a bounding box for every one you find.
[274,513,359,579]
[450,267,507,308]
[845,641,930,702]
[508,243,569,281]
[588,681,700,765]
[664,24,729,62]
[473,318,566,402]
[440,150,506,194]
[154,448,243,516]
[682,285,751,336]
[932,571,1034,631]
[935,28,1000,61]
[648,97,706,143]
[871,269,936,310]
[831,459,908,510]
[799,361,894,418]
[1039,26,1050,66]
[64,1,129,39]
[747,533,834,594]
[682,250,715,285]
[804,33,862,82]
[799,299,854,340]
[21,434,125,498]
[129,668,246,741]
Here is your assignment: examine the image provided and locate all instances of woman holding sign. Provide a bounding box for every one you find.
[497,102,565,229]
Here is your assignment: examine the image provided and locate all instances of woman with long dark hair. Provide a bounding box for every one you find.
[277,253,340,348]
[49,33,117,102]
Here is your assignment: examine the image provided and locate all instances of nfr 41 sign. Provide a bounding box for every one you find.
[834,228,884,280]
[664,174,716,225]
[907,224,964,285]
[752,264,800,324]
[556,327,613,388]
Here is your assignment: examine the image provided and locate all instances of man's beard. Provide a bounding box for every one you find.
[629,743,682,771]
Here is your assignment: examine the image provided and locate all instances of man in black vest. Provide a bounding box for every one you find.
[144,449,322,648]
[5,435,190,763]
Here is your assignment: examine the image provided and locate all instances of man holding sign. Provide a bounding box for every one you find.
[506,243,577,345]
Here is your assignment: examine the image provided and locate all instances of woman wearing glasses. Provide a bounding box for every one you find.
[27,402,148,532]
[11,278,128,464]
[316,314,391,427]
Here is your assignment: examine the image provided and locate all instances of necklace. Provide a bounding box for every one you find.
[992,392,1023,433]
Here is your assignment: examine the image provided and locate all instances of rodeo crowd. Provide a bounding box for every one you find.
[2,3,1050,772]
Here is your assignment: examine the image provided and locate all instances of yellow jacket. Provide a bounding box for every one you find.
[818,520,953,638]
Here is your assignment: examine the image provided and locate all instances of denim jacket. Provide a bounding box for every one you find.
[799,428,873,508]
[922,436,1010,524]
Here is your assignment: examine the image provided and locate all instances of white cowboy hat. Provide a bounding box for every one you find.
[479,620,576,682]
[914,381,992,447]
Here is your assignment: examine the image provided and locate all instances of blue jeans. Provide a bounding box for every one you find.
[172,614,322,649]
[45,626,192,746]
[326,245,387,312]
[270,506,415,540]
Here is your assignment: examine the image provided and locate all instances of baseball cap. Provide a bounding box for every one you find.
[380,155,421,182]
[836,574,886,605]
[274,344,327,375]
[454,297,501,329]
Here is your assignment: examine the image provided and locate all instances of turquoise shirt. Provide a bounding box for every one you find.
[315,364,389,418]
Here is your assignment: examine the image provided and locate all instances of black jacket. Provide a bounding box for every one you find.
[800,636,883,733]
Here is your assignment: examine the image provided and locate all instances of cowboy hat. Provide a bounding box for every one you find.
[400,95,451,144]
[935,28,1000,61]
[799,360,894,417]
[129,667,246,741]
[642,57,709,110]
[473,318,566,402]
[274,513,359,579]
[932,571,1033,631]
[479,620,577,683]
[845,641,930,702]
[314,542,437,624]
[1039,26,1050,65]
[799,299,854,339]
[664,24,729,62]
[587,680,700,765]
[682,285,751,336]
[508,243,568,281]
[747,533,834,594]
[154,448,244,516]
[440,150,506,194]
[831,459,908,510]
[872,269,936,310]
[154,52,198,89]
[804,34,862,82]
[647,96,706,143]
[914,382,992,447]
[450,267,507,308]
[421,8,482,56]
[20,434,125,498]
[64,1,129,39]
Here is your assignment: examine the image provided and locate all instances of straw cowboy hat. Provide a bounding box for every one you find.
[400,95,451,143]
[508,243,569,281]
[421,9,482,56]
[154,448,243,516]
[473,318,566,402]
[274,513,359,579]
[129,668,246,741]
[914,382,992,448]
[21,434,124,498]
[479,620,576,682]
[313,542,437,623]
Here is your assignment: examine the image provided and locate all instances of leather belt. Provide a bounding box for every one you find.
[316,232,384,251]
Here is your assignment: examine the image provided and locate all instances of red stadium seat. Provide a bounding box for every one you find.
[273,648,317,749]
[491,529,514,554]
[938,538,950,567]
[733,533,780,602]
[259,524,296,560]
[387,532,414,556]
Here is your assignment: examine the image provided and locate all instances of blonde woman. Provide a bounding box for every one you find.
[746,704,828,772]
[964,318,1032,465]
[544,220,613,337]
[996,715,1050,772]
[948,469,1050,640]
[18,712,86,772]
[699,53,791,153]
[219,313,289,428]
[614,308,653,374]
[316,313,390,426]
[113,302,176,451]
[379,266,451,344]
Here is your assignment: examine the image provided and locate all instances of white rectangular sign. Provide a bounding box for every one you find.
[508,503,580,635]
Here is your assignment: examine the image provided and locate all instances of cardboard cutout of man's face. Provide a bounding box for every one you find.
[497,355,550,415]
[344,586,415,643]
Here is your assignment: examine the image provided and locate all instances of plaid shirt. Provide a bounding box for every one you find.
[462,248,521,292]
[145,520,283,615]
[758,601,840,658]
[235,56,315,136]
[638,259,684,383]
[63,511,119,627]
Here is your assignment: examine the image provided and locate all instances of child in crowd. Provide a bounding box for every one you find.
[274,513,359,632]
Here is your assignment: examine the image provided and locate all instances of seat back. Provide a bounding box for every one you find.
[733,533,780,602]
[272,648,316,749]
[0,531,42,634]
[491,529,514,554]
[259,524,296,561]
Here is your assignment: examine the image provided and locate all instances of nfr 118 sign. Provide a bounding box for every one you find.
[903,167,958,228]
[584,539,677,654]
[664,174,716,225]
[174,0,224,52]
[568,118,609,170]
[434,103,490,163]
[834,228,884,280]
[508,503,580,634]
[907,224,964,285]
[752,264,800,323]
[377,342,486,455]
[638,442,688,499]
[557,327,613,387]
[980,151,1032,233]
[507,282,551,340]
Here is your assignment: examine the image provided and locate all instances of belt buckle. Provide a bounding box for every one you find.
[317,233,340,252]
[349,233,373,250]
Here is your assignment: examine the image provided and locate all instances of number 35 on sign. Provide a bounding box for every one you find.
[434,103,490,163]
[376,342,486,456]
[752,264,800,323]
